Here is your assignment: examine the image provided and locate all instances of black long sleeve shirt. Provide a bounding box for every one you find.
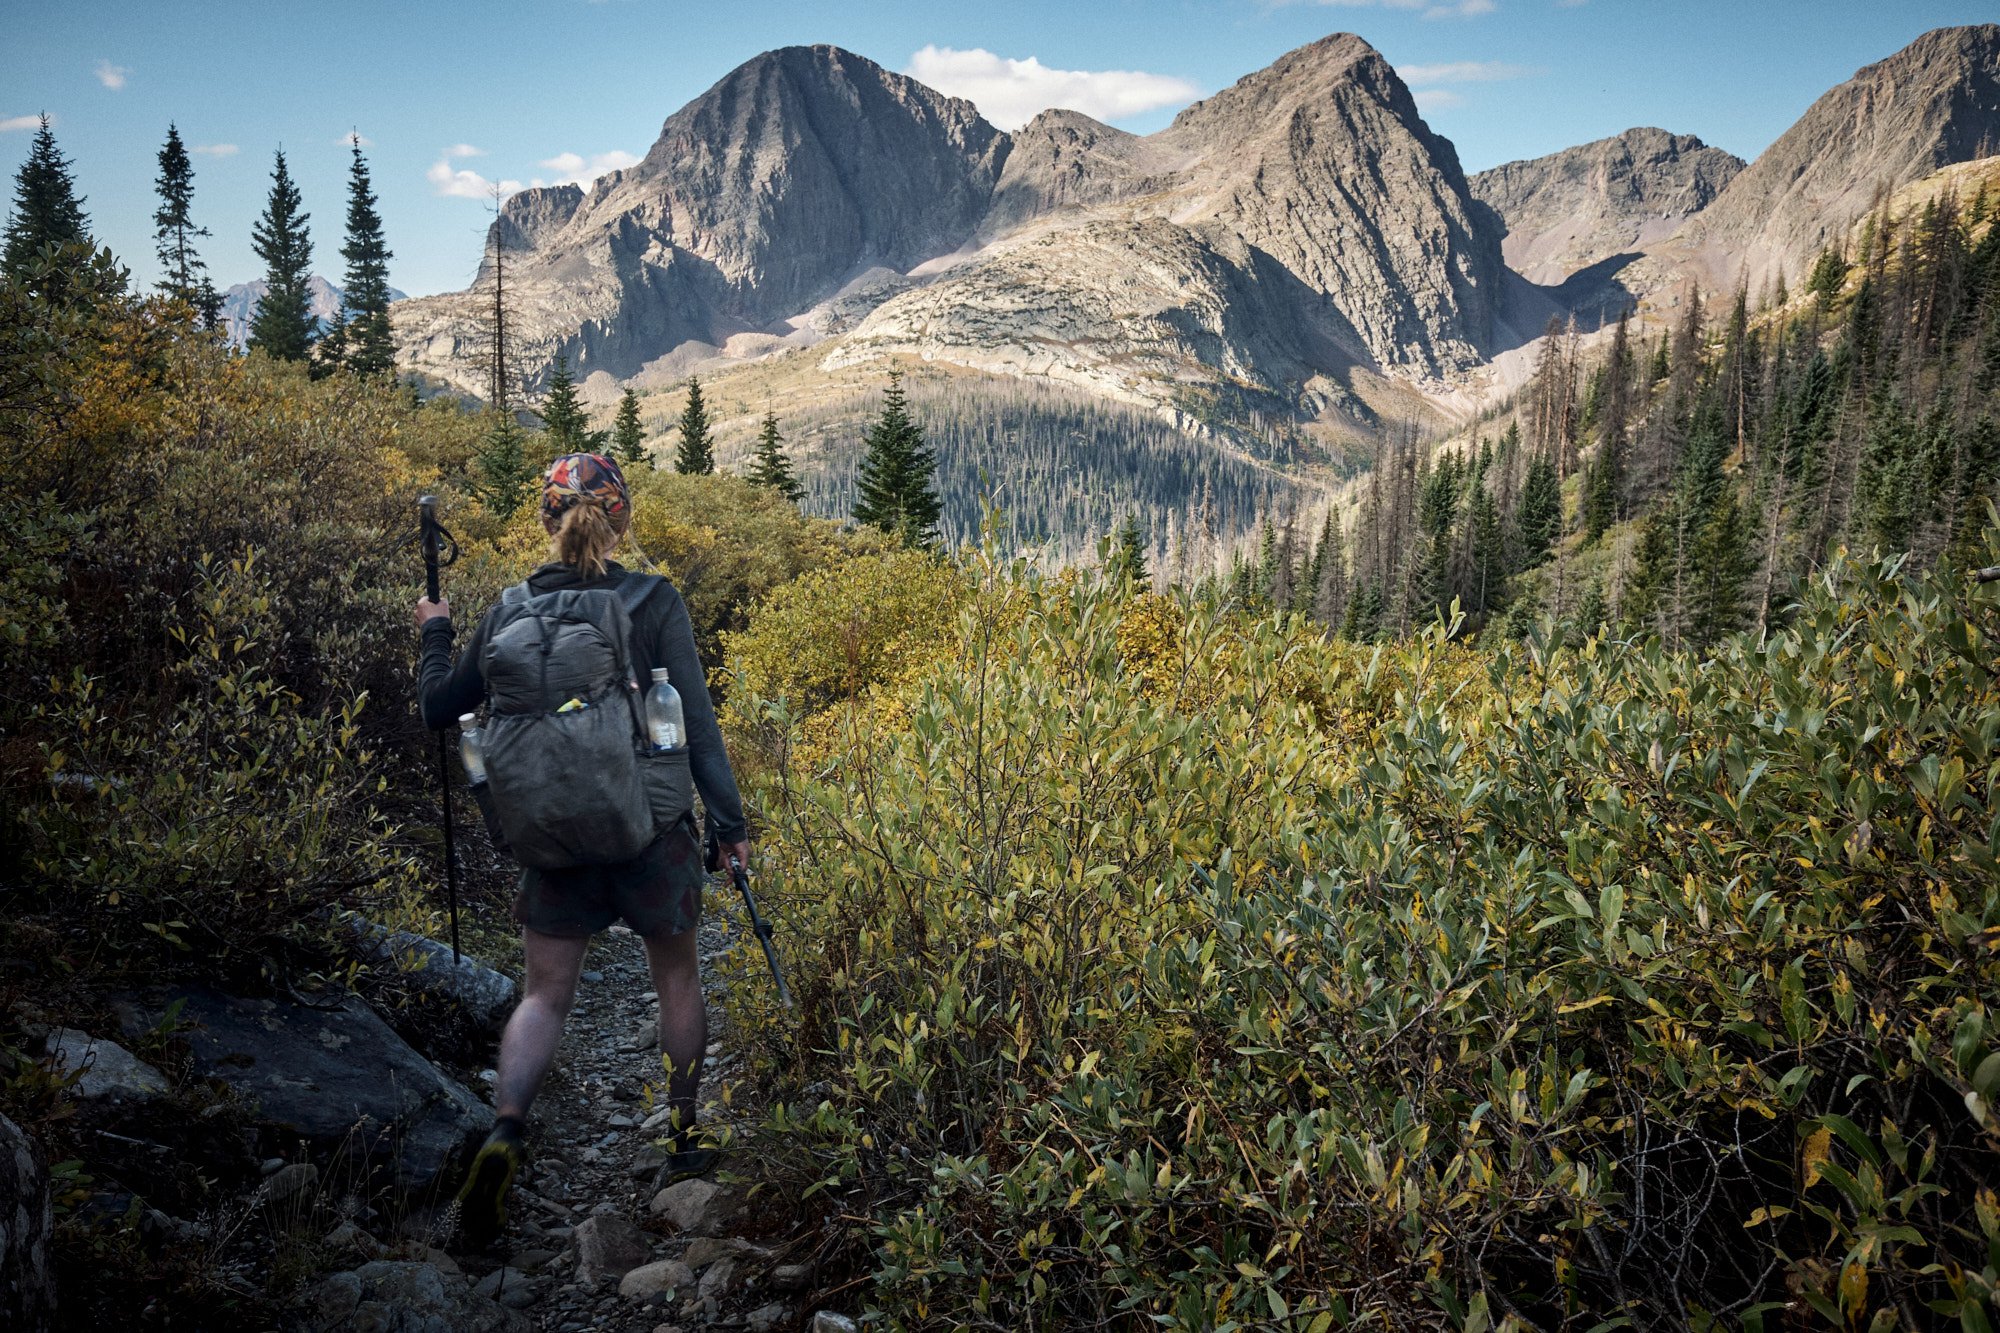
[417,560,746,845]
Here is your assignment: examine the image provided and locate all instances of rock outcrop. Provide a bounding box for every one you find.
[0,1114,55,1331]
[395,32,1504,413]
[1471,128,1744,285]
[1669,24,2000,290]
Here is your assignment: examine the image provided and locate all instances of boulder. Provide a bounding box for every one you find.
[42,1028,168,1102]
[571,1214,651,1285]
[345,917,518,1037]
[0,1113,55,1330]
[120,988,492,1195]
[648,1177,739,1235]
[261,1162,319,1207]
[697,1256,745,1300]
[471,1266,543,1310]
[771,1262,812,1291]
[618,1258,695,1300]
[814,1314,859,1333]
[681,1235,756,1270]
[747,1303,794,1333]
[310,1260,529,1332]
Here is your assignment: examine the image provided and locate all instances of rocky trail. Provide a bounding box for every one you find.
[314,914,845,1333]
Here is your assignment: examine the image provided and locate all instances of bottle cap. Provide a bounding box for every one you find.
[651,667,670,681]
[458,712,477,727]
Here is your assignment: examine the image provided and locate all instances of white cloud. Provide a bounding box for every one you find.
[94,60,130,90]
[905,45,1200,131]
[1396,60,1532,84]
[446,142,485,158]
[535,149,640,185]
[427,146,520,200]
[0,115,43,133]
[1412,88,1466,111]
[191,142,238,156]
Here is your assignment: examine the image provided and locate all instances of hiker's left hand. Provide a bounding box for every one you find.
[413,596,451,628]
[721,840,751,874]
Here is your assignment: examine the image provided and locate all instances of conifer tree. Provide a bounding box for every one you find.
[152,123,219,327]
[852,371,940,546]
[1311,509,1348,626]
[4,115,92,291]
[748,410,802,501]
[338,139,396,375]
[538,355,603,453]
[612,389,651,470]
[674,375,716,474]
[248,149,316,362]
[471,414,536,518]
[1516,451,1562,570]
[1107,512,1149,586]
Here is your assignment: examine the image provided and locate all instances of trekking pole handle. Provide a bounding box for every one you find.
[418,495,442,602]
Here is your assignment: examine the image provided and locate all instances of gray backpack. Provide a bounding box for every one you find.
[476,575,693,869]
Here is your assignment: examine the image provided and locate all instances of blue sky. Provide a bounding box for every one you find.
[4,0,1993,298]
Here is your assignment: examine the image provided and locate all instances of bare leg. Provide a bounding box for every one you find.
[494,929,590,1122]
[642,924,706,1144]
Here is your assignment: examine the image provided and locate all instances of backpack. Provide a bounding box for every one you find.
[475,573,694,869]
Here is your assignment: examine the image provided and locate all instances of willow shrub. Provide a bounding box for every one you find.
[721,543,2000,1330]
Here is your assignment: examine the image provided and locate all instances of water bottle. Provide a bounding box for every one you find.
[458,712,488,786]
[645,667,684,750]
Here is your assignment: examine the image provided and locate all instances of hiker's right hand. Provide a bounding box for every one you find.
[413,596,451,628]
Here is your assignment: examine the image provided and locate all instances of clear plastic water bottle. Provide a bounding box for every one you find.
[458,712,488,786]
[645,667,684,750]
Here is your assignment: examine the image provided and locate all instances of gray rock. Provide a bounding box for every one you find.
[770,1263,811,1291]
[680,1236,755,1270]
[813,1313,858,1333]
[122,988,491,1194]
[648,1178,737,1234]
[0,1113,55,1329]
[345,917,518,1037]
[43,1028,168,1102]
[572,1214,652,1284]
[323,1222,381,1257]
[473,1266,544,1310]
[747,1302,793,1332]
[618,1258,695,1300]
[310,1260,529,1332]
[261,1162,320,1207]
[696,1256,744,1300]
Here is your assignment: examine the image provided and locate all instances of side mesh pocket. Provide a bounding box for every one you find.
[639,746,694,836]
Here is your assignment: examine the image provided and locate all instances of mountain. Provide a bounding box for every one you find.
[1471,129,1744,288]
[393,35,1504,422]
[396,45,1008,391]
[1667,24,2000,291]
[219,275,407,348]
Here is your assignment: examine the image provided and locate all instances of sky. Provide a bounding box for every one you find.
[3,0,1994,298]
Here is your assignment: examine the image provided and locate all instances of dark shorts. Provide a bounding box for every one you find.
[513,820,704,939]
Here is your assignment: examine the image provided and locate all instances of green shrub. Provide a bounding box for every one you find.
[725,542,2000,1329]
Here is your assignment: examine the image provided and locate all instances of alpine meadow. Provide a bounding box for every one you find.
[3,7,2000,1332]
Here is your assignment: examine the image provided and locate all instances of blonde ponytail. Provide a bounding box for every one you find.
[553,501,620,577]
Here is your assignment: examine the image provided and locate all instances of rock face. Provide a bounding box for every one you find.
[123,989,491,1194]
[345,917,518,1038]
[0,1114,55,1331]
[219,275,406,349]
[310,1260,529,1333]
[396,44,1008,390]
[395,33,1503,413]
[43,1028,170,1103]
[1471,128,1745,286]
[1672,24,2000,290]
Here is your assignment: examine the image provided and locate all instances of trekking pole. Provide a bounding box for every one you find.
[418,496,463,964]
[1976,566,2000,584]
[727,855,793,1010]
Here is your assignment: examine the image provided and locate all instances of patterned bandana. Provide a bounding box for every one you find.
[541,453,631,531]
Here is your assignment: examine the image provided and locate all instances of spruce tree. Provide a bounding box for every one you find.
[538,355,604,453]
[1107,512,1149,586]
[247,149,316,362]
[339,139,396,375]
[612,388,650,470]
[4,115,92,290]
[1516,452,1562,569]
[471,414,536,518]
[852,371,940,546]
[748,410,802,501]
[152,123,220,327]
[674,376,715,474]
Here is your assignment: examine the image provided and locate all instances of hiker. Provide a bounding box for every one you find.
[413,452,748,1243]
